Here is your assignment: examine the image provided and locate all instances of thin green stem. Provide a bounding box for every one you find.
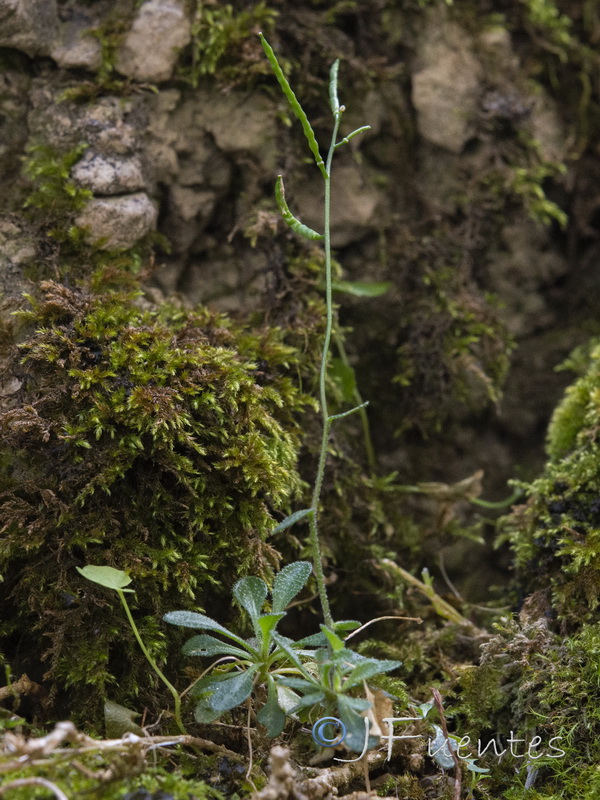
[117,589,187,736]
[308,107,344,631]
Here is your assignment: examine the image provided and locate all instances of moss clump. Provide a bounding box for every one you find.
[178,2,277,88]
[501,341,600,625]
[457,618,600,798]
[0,276,311,718]
[392,249,512,438]
[22,143,91,217]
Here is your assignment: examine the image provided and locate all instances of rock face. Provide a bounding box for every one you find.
[115,0,191,82]
[71,153,146,196]
[76,193,157,250]
[50,12,103,71]
[411,12,483,153]
[0,0,59,56]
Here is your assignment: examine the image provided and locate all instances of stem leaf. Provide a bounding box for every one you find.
[272,507,314,534]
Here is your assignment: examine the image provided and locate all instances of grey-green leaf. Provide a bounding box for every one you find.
[272,508,313,534]
[233,576,267,623]
[257,676,286,737]
[343,658,401,690]
[77,565,134,593]
[257,612,286,643]
[272,561,312,613]
[163,611,249,651]
[429,725,456,769]
[194,696,223,724]
[289,690,326,712]
[182,634,250,660]
[210,666,259,712]
[337,694,378,753]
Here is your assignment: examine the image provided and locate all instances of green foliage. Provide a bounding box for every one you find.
[0,276,311,714]
[501,342,600,623]
[510,163,568,229]
[22,143,92,215]
[0,752,223,800]
[166,563,400,751]
[457,618,600,797]
[394,258,512,436]
[522,0,573,58]
[180,2,277,87]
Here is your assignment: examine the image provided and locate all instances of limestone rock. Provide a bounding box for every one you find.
[76,193,157,250]
[189,91,277,169]
[71,152,145,196]
[115,0,191,83]
[412,14,483,153]
[294,163,381,247]
[51,13,103,71]
[0,0,59,56]
[0,218,35,299]
[165,185,216,252]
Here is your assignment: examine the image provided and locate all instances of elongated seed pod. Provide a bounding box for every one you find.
[329,60,340,115]
[259,33,327,179]
[275,175,324,240]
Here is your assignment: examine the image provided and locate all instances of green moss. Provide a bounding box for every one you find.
[178,2,277,88]
[456,619,600,798]
[0,750,224,800]
[22,143,91,217]
[500,342,600,624]
[0,275,313,718]
[393,252,512,437]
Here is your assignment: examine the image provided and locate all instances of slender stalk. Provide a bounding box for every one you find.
[335,335,377,475]
[117,589,187,736]
[308,108,344,631]
[261,38,370,632]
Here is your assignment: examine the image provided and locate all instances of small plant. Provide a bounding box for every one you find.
[76,35,400,750]
[164,35,400,750]
[76,565,187,736]
[256,32,371,629]
[166,561,399,750]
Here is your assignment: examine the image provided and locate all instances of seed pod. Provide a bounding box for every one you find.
[275,175,323,240]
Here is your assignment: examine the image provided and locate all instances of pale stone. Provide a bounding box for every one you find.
[191,91,277,169]
[76,193,157,250]
[169,185,215,222]
[0,0,59,56]
[71,152,145,195]
[411,13,483,154]
[294,163,380,247]
[51,14,102,70]
[115,0,191,83]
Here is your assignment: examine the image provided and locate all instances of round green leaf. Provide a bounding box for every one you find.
[76,565,134,593]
